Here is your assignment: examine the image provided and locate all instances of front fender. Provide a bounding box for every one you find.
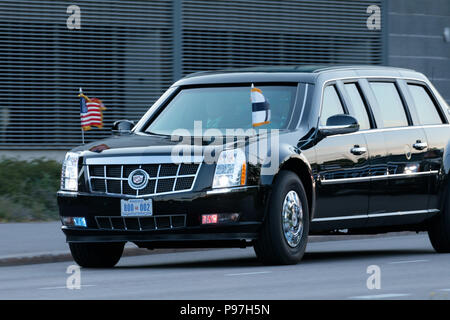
[259,144,312,185]
[259,141,316,219]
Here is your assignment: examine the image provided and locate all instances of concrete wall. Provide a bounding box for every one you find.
[387,0,450,105]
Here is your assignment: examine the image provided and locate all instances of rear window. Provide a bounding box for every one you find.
[408,84,443,125]
[370,82,409,128]
[144,85,297,135]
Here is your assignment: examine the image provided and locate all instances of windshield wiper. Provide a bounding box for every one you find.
[141,131,172,137]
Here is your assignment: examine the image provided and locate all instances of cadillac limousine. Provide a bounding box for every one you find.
[58,65,450,267]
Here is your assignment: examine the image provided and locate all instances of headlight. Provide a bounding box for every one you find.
[212,149,246,189]
[61,152,79,192]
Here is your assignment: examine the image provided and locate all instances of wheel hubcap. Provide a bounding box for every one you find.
[282,190,303,247]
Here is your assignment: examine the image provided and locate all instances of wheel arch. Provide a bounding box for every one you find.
[262,154,316,221]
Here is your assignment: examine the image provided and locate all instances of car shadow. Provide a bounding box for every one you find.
[302,248,435,263]
[116,256,260,269]
[115,248,436,270]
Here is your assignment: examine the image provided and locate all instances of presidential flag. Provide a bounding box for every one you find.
[79,88,106,131]
[251,84,270,127]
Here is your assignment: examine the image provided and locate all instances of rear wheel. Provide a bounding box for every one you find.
[69,242,125,268]
[428,187,450,253]
[254,170,309,265]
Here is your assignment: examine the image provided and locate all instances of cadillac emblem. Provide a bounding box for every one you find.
[128,169,149,190]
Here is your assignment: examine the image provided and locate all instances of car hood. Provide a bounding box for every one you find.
[73,132,252,161]
[72,129,311,164]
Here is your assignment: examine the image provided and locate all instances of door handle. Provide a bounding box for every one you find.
[350,145,367,155]
[413,140,428,150]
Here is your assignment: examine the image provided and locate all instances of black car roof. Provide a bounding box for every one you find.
[174,64,423,87]
[183,65,414,77]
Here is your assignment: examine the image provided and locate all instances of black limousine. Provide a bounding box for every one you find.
[58,65,450,267]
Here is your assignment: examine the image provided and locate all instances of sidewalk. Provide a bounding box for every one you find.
[1,221,66,257]
[0,221,415,266]
[0,221,150,266]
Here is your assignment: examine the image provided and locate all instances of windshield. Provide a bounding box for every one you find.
[144,85,297,135]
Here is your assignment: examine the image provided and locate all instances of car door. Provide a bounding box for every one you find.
[405,81,450,211]
[366,80,430,215]
[313,84,370,222]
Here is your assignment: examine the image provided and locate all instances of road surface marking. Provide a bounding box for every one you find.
[349,293,411,299]
[225,271,271,276]
[388,259,429,264]
[39,285,96,290]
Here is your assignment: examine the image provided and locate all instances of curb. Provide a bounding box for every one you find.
[0,232,416,267]
[0,248,201,267]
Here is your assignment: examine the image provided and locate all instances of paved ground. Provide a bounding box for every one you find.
[0,222,145,265]
[0,222,67,257]
[1,233,449,300]
[0,221,409,265]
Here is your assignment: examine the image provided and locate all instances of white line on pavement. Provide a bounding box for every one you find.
[225,271,272,276]
[39,285,96,290]
[388,259,429,264]
[349,293,411,299]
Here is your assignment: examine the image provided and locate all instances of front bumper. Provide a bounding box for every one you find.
[58,186,268,245]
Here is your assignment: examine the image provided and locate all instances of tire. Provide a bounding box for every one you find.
[254,170,310,265]
[69,242,125,268]
[428,187,450,253]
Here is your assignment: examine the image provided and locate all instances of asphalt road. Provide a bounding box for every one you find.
[1,233,450,300]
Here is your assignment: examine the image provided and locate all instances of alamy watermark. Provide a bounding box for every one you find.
[66,264,81,289]
[169,121,280,175]
[366,5,381,30]
[366,265,381,290]
[65,5,381,33]
[66,5,81,30]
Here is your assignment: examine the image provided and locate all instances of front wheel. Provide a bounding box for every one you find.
[254,170,309,265]
[69,242,125,268]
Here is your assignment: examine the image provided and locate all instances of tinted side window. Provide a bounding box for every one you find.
[408,84,443,125]
[320,85,344,126]
[370,82,409,128]
[344,83,371,130]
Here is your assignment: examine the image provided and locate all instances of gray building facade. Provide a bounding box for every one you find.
[388,0,450,107]
[0,0,448,159]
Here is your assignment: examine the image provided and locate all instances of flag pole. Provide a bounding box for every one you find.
[79,87,85,144]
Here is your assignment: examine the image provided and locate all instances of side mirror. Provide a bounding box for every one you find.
[319,114,359,137]
[112,120,135,135]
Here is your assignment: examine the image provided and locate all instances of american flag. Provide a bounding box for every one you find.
[79,88,106,131]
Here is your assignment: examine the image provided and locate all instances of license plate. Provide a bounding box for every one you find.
[121,199,153,217]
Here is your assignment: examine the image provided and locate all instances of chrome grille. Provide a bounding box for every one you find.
[87,163,200,197]
[95,215,186,231]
